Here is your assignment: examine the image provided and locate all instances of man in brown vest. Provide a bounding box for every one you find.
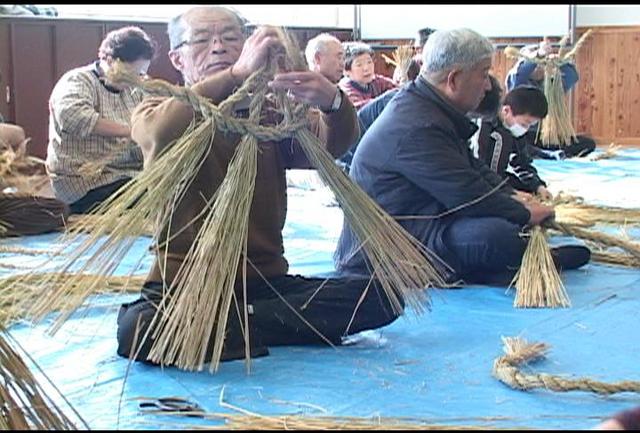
[117,6,404,365]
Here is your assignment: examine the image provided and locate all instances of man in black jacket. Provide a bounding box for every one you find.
[470,80,553,201]
[334,28,590,286]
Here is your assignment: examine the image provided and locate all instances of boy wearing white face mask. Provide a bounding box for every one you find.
[471,83,552,201]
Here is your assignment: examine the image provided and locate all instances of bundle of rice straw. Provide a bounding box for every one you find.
[0,137,48,196]
[549,192,640,227]
[0,273,145,326]
[504,29,593,148]
[0,194,68,237]
[589,142,621,161]
[0,327,82,430]
[4,28,445,372]
[389,45,415,85]
[511,226,570,308]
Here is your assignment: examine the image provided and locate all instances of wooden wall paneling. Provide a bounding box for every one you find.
[617,30,640,139]
[53,22,104,82]
[601,30,617,143]
[0,21,13,121]
[574,29,595,137]
[11,21,55,158]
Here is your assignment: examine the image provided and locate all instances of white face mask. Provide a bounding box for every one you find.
[507,122,529,138]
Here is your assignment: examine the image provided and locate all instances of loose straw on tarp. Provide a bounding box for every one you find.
[0,273,145,326]
[0,327,85,430]
[4,29,445,373]
[493,336,640,395]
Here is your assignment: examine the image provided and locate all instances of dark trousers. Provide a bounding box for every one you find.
[442,217,527,286]
[69,177,131,214]
[525,130,596,159]
[117,274,402,363]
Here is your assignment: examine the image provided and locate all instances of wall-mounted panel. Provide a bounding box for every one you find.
[11,22,55,158]
[360,5,570,39]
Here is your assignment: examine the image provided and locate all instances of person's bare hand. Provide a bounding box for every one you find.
[268,71,338,111]
[512,190,533,204]
[538,40,553,57]
[525,201,555,226]
[536,185,553,202]
[231,26,285,82]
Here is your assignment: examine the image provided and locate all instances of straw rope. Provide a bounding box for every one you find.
[549,221,640,259]
[591,250,640,268]
[144,62,271,372]
[493,336,640,395]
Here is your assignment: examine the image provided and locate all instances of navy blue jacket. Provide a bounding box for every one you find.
[334,77,531,277]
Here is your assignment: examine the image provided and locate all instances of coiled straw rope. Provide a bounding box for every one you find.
[493,336,640,395]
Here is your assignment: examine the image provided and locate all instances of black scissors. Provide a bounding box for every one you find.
[138,396,205,418]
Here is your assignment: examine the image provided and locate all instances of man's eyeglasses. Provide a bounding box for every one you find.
[173,31,242,51]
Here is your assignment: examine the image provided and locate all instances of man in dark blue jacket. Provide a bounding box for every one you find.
[335,28,590,287]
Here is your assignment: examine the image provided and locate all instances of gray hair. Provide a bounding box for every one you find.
[167,6,248,51]
[304,33,341,69]
[421,28,494,82]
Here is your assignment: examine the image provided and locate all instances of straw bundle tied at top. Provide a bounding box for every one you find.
[3,28,445,372]
[504,29,593,148]
[511,226,570,309]
[383,45,414,85]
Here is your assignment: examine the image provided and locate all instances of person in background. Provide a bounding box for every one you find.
[47,26,156,214]
[305,32,345,84]
[469,77,553,201]
[594,406,640,430]
[338,41,396,110]
[335,28,590,287]
[505,39,596,159]
[339,58,420,172]
[412,26,436,66]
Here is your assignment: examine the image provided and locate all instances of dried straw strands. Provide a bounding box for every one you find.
[0,328,81,430]
[504,29,593,148]
[0,273,145,326]
[493,336,640,394]
[0,137,48,196]
[5,30,445,372]
[382,45,415,85]
[550,221,640,260]
[511,226,570,308]
[181,413,497,430]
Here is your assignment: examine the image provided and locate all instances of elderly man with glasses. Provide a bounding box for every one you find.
[117,6,403,366]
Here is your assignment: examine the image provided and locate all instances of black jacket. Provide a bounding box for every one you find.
[473,118,547,194]
[334,77,531,277]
